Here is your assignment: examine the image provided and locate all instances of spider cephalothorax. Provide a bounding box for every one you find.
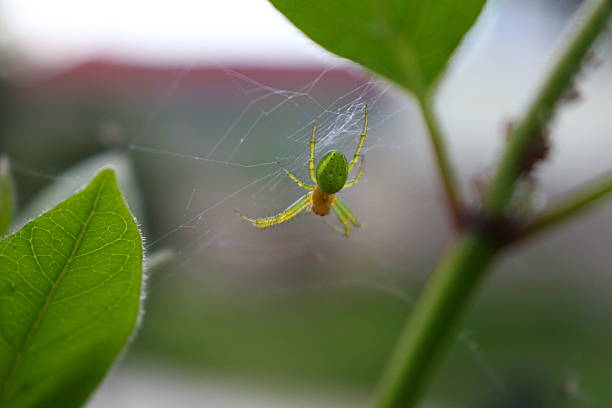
[237,106,368,236]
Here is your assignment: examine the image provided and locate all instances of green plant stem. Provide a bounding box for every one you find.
[515,171,612,243]
[485,0,612,215]
[374,234,497,408]
[373,1,612,407]
[418,96,462,228]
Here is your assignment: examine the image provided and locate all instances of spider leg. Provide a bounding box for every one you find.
[329,204,351,236]
[334,197,361,227]
[348,105,368,171]
[309,120,317,184]
[236,193,312,229]
[276,162,314,191]
[344,155,365,188]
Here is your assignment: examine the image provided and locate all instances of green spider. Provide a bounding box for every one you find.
[237,106,368,236]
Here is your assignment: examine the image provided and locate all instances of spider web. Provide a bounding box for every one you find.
[119,60,522,403]
[126,63,435,276]
[6,2,612,404]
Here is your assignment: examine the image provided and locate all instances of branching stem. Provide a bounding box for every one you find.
[485,0,612,215]
[373,1,612,407]
[515,170,612,243]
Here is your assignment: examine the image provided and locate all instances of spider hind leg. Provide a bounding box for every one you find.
[328,198,360,237]
[335,197,360,227]
[328,206,351,236]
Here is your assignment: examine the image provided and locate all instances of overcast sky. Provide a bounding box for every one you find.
[1,0,334,66]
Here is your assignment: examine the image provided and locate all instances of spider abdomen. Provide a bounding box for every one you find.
[312,187,335,216]
[316,151,348,194]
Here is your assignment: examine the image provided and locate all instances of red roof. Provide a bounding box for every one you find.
[18,59,371,99]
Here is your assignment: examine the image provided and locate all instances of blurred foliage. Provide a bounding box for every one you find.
[16,150,144,229]
[131,261,612,407]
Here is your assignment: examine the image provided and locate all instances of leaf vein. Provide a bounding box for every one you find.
[0,174,109,403]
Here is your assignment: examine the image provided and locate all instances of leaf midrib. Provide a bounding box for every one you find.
[0,175,108,403]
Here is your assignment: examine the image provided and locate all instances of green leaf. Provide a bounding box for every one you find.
[17,151,144,230]
[0,155,16,237]
[269,0,487,96]
[0,168,143,408]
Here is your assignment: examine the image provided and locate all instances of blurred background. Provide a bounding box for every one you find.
[0,0,611,407]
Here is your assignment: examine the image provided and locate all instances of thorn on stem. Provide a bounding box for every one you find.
[517,127,551,177]
[563,85,582,102]
[585,51,603,69]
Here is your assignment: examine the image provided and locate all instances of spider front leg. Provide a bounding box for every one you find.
[344,156,365,188]
[236,193,312,229]
[309,119,317,184]
[348,105,368,171]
